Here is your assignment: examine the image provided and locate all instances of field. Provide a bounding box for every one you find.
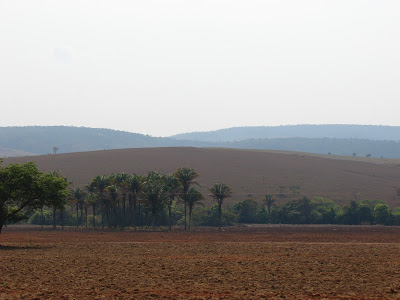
[2,226,400,299]
[3,147,400,206]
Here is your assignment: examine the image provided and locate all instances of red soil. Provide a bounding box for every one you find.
[1,225,400,299]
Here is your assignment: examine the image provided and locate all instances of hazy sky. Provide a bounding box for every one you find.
[1,1,399,137]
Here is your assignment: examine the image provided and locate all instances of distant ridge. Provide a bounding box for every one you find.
[1,125,400,158]
[171,125,400,142]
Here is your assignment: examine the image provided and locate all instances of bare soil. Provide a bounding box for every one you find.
[1,225,400,299]
[3,147,400,206]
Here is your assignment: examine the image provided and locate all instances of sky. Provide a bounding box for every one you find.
[1,1,399,137]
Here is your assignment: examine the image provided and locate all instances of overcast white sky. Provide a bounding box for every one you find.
[1,1,399,137]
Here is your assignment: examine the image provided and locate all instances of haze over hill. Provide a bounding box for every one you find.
[3,147,400,207]
[2,125,400,158]
[171,125,400,142]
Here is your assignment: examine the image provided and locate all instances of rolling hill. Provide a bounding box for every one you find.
[3,147,400,207]
[171,125,400,142]
[2,125,400,158]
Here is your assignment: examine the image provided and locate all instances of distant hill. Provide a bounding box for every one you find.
[1,125,400,158]
[229,138,400,158]
[0,126,212,156]
[170,125,400,142]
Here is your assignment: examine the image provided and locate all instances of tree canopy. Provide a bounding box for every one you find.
[0,161,69,233]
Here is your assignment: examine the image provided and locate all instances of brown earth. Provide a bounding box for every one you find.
[1,225,400,299]
[3,147,400,206]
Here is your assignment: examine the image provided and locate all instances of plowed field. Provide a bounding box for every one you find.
[1,225,400,299]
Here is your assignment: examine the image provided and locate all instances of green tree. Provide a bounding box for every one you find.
[174,167,199,230]
[70,187,86,227]
[0,161,69,234]
[263,194,275,223]
[89,175,110,228]
[127,174,144,230]
[233,199,259,224]
[142,171,168,231]
[164,174,180,231]
[374,204,392,225]
[210,183,232,231]
[186,188,204,230]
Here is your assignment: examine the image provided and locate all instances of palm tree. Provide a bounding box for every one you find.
[128,174,144,230]
[71,187,86,227]
[263,194,275,223]
[210,183,232,231]
[106,184,119,228]
[89,175,110,228]
[113,173,129,228]
[142,171,168,231]
[186,188,204,230]
[174,167,199,230]
[164,174,180,231]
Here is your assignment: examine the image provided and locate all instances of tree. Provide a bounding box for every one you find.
[164,174,180,231]
[186,188,204,230]
[174,167,199,230]
[210,183,232,231]
[89,175,110,228]
[142,171,168,231]
[0,161,69,234]
[127,174,144,230]
[374,204,392,225]
[70,187,86,227]
[263,194,275,223]
[52,146,59,154]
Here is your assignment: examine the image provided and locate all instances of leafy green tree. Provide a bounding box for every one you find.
[174,167,199,230]
[374,204,392,225]
[358,203,373,224]
[0,161,69,234]
[186,188,204,230]
[113,173,130,228]
[263,194,275,223]
[233,199,259,224]
[342,200,360,225]
[210,183,232,231]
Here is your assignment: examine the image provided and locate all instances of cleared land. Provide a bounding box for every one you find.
[1,226,400,299]
[3,147,400,206]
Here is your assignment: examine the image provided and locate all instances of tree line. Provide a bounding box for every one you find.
[2,160,400,233]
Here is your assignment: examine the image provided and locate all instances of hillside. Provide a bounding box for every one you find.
[171,125,400,142]
[3,147,400,207]
[0,126,211,156]
[2,126,400,158]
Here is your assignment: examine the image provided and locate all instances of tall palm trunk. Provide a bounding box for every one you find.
[60,208,64,230]
[122,194,126,228]
[133,195,137,231]
[189,206,193,230]
[53,206,57,230]
[184,200,187,230]
[85,206,88,227]
[41,207,44,229]
[92,203,96,229]
[152,214,156,231]
[218,202,222,231]
[76,202,79,228]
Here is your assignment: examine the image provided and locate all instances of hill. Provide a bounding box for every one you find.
[3,147,400,207]
[171,125,400,142]
[2,125,400,158]
[0,126,212,156]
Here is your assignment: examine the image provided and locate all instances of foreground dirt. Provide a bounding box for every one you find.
[1,225,400,299]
